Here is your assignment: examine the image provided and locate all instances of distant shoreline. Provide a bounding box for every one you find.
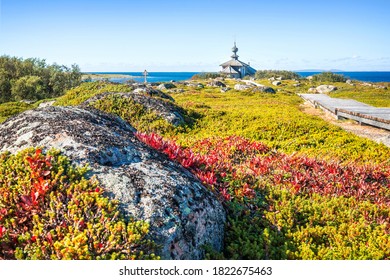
[82,71,390,83]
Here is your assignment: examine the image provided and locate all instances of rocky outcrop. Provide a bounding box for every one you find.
[0,106,226,260]
[272,81,281,86]
[82,91,185,126]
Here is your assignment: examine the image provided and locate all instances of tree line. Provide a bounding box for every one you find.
[0,55,82,103]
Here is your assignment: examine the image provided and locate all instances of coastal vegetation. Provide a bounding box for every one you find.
[255,70,301,80]
[0,72,389,260]
[191,72,225,80]
[0,56,81,103]
[0,148,158,260]
[311,72,347,83]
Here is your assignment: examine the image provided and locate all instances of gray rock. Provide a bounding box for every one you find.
[316,85,337,94]
[186,82,204,89]
[234,84,252,91]
[293,83,300,87]
[167,89,185,93]
[38,100,56,108]
[272,81,281,86]
[0,107,226,260]
[207,80,226,88]
[158,83,176,91]
[132,87,174,101]
[220,87,230,93]
[252,86,276,94]
[308,87,317,93]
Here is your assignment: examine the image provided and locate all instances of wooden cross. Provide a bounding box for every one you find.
[143,70,149,83]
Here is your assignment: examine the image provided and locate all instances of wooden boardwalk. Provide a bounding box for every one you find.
[299,94,390,131]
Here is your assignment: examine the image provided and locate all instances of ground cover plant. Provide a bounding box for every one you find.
[328,84,390,107]
[137,133,390,259]
[0,101,37,123]
[55,81,134,106]
[168,86,389,165]
[0,148,158,260]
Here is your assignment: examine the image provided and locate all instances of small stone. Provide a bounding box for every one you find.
[316,85,337,93]
[272,81,281,86]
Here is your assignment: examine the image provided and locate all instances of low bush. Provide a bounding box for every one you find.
[311,72,347,83]
[191,72,225,80]
[0,148,158,260]
[55,81,134,106]
[91,94,176,134]
[255,70,301,80]
[137,133,390,259]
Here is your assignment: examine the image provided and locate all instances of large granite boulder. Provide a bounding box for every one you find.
[0,106,226,260]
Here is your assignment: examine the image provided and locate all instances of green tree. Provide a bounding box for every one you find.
[11,75,44,101]
[0,70,12,103]
[0,55,82,103]
[311,72,347,82]
[255,70,301,80]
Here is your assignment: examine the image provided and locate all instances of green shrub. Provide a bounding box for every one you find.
[312,72,347,83]
[55,81,134,106]
[191,72,225,80]
[91,94,176,134]
[255,70,301,80]
[0,101,37,123]
[0,55,81,103]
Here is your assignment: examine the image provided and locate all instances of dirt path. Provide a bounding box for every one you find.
[300,101,390,147]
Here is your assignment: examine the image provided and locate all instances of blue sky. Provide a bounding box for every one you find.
[0,0,389,72]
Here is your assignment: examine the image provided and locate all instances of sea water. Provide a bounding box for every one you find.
[89,71,390,83]
[90,72,198,83]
